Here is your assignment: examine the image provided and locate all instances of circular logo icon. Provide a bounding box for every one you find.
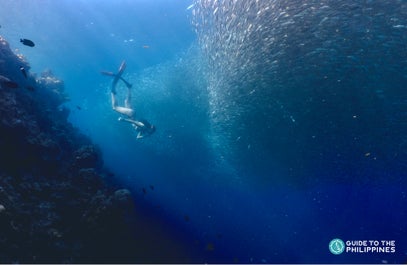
[329,238,345,255]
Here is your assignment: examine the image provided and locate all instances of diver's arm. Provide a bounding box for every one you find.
[118,117,145,128]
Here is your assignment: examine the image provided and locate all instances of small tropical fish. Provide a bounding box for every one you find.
[20,66,27,78]
[76,105,82,110]
[142,45,150,49]
[149,185,154,190]
[20,38,35,47]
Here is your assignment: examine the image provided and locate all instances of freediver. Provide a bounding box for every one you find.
[101,61,155,139]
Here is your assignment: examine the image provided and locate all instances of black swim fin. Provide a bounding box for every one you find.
[120,77,132,88]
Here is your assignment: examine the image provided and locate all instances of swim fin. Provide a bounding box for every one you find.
[120,77,132,89]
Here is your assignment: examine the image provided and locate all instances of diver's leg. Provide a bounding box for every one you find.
[113,106,135,117]
[119,117,144,127]
[123,88,135,118]
[111,92,118,109]
[112,85,135,117]
[124,86,132,109]
[109,60,135,117]
[111,79,134,117]
[111,78,119,94]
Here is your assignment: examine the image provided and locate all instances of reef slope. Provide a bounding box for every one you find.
[0,36,192,263]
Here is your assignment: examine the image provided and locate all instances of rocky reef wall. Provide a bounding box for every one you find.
[0,36,193,263]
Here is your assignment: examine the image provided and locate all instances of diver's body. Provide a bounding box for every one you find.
[102,61,155,138]
[118,117,155,139]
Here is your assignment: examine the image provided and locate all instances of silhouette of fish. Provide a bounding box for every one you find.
[20,38,35,47]
[0,75,18,88]
[20,66,27,78]
[149,185,154,190]
[142,188,147,195]
[76,105,82,110]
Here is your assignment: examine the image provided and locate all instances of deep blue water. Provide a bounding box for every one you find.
[1,0,407,263]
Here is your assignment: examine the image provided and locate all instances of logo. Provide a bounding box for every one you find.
[329,238,345,255]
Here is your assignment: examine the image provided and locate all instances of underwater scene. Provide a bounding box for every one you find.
[0,0,406,263]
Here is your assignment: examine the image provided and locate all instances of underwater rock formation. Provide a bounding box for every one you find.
[0,36,196,263]
[0,36,139,263]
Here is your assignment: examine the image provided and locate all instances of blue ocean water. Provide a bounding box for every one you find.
[1,0,407,263]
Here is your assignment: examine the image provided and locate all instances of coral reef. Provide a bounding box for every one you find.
[0,35,139,263]
[0,36,194,263]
